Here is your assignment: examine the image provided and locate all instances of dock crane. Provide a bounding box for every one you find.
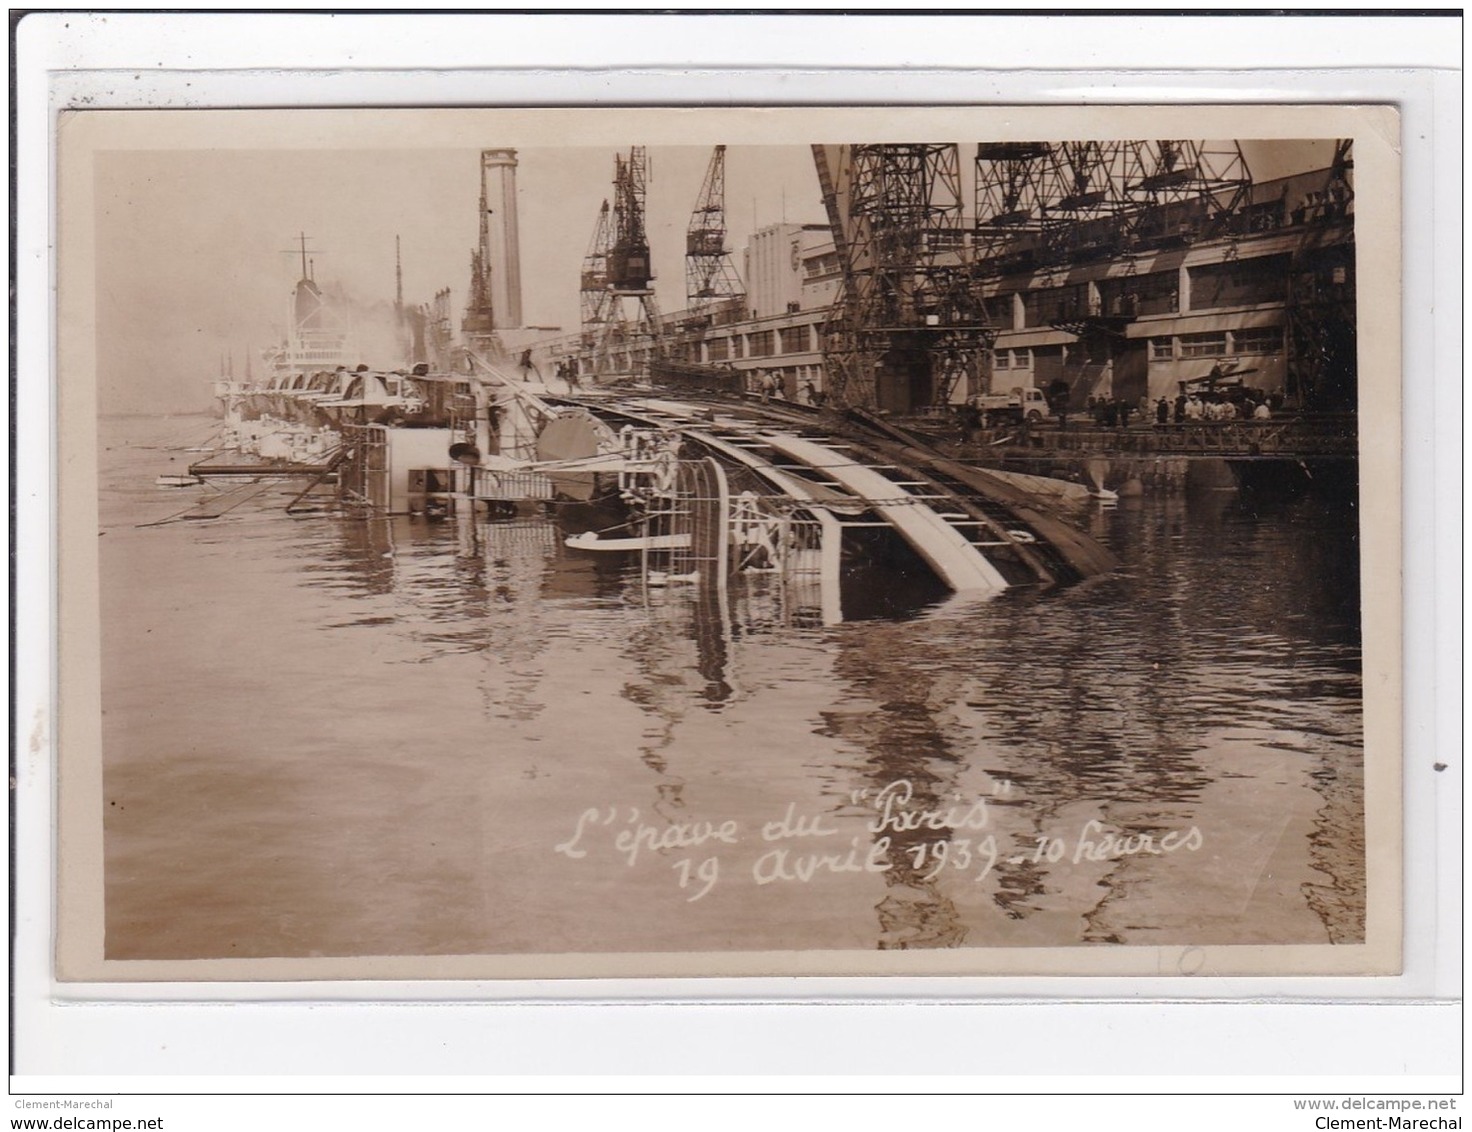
[1117,140,1253,247]
[587,147,666,377]
[813,143,994,413]
[973,142,1059,270]
[684,145,746,328]
[579,199,614,346]
[462,156,500,356]
[1285,138,1356,411]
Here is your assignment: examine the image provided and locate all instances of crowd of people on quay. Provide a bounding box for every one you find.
[1086,385,1285,429]
[954,381,1289,445]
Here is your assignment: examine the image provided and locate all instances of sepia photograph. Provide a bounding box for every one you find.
[56,106,1401,980]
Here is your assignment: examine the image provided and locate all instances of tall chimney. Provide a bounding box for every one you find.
[481,149,523,329]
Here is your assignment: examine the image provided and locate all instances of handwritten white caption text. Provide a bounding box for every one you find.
[554,778,1202,901]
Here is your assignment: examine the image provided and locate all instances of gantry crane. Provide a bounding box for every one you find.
[1284,138,1356,410]
[813,143,993,412]
[1116,140,1253,247]
[972,142,1060,270]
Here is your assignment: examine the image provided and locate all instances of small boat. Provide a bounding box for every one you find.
[155,474,204,488]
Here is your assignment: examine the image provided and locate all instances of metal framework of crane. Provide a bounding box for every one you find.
[1285,138,1356,411]
[579,199,614,339]
[684,145,745,327]
[461,154,500,354]
[972,141,1060,266]
[973,140,1255,273]
[813,143,994,412]
[1115,140,1254,247]
[581,147,665,377]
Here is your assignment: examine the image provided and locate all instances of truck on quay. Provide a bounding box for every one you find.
[975,385,1054,426]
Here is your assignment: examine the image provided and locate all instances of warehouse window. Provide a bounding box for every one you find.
[1189,255,1290,310]
[1099,271,1179,318]
[780,324,811,354]
[1150,337,1175,361]
[1022,283,1089,327]
[1179,332,1228,358]
[1230,326,1283,355]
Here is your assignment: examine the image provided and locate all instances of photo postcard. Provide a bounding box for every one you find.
[51,104,1402,982]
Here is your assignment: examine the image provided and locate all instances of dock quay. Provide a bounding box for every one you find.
[885,413,1359,497]
[956,415,1357,461]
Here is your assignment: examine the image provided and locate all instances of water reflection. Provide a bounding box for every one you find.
[296,490,1364,948]
[842,491,1358,944]
[100,419,1366,958]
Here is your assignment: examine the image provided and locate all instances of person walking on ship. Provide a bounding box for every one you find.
[1156,397,1170,426]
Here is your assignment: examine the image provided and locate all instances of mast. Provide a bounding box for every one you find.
[394,234,403,313]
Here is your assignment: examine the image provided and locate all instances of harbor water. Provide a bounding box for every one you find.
[99,415,1365,963]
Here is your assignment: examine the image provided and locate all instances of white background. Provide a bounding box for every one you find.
[10,8,1462,1108]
